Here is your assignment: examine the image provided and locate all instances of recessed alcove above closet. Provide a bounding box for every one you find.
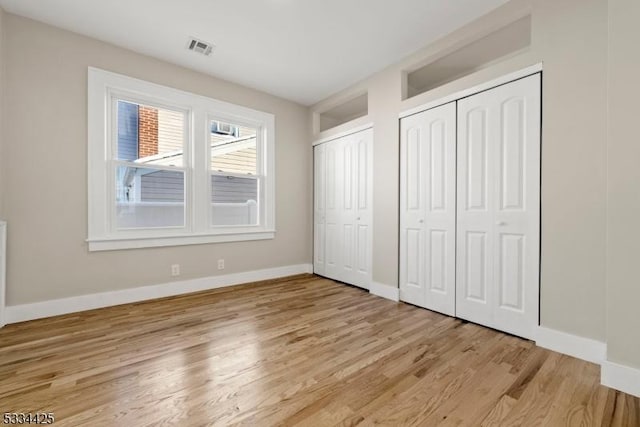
[318,93,368,132]
[404,15,531,100]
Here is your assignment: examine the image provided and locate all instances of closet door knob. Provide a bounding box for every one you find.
[419,219,424,224]
[496,221,507,226]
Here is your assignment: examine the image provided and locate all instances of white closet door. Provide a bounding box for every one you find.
[456,74,540,339]
[335,130,372,289]
[324,139,343,281]
[313,144,326,276]
[314,128,372,289]
[400,103,456,315]
[337,135,357,284]
[352,129,373,289]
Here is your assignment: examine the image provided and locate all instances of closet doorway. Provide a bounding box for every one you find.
[400,74,541,339]
[314,128,373,290]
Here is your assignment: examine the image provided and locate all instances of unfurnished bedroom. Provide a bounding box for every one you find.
[0,0,638,425]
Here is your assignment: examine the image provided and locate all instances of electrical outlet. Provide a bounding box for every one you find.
[171,264,180,277]
[217,259,225,270]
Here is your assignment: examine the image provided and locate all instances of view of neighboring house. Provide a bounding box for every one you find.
[116,100,259,227]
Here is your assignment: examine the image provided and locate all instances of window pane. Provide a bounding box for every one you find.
[116,100,185,167]
[116,166,185,228]
[210,120,257,175]
[211,175,258,226]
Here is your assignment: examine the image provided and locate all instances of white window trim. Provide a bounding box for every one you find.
[87,67,276,251]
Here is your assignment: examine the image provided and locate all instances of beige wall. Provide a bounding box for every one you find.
[311,0,608,341]
[0,8,4,218]
[606,0,640,369]
[2,14,312,305]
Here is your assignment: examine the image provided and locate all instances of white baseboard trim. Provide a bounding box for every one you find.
[4,263,313,325]
[601,360,640,398]
[369,281,400,302]
[535,326,606,365]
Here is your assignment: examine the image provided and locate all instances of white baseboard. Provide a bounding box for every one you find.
[0,222,6,328]
[4,263,313,324]
[535,326,606,365]
[369,281,400,302]
[601,360,640,398]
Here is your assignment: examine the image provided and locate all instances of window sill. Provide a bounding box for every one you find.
[87,230,275,252]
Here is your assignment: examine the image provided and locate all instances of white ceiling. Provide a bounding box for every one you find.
[0,0,509,105]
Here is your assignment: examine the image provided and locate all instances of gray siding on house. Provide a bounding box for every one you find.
[211,175,258,203]
[140,170,257,203]
[140,170,184,202]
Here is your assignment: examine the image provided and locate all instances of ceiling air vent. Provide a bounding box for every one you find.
[187,37,214,56]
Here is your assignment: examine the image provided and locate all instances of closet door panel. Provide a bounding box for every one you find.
[400,103,456,315]
[357,224,369,277]
[457,103,495,326]
[338,137,356,282]
[500,98,526,211]
[313,144,326,275]
[404,228,423,291]
[456,74,540,339]
[400,117,427,306]
[465,108,489,212]
[324,141,343,281]
[315,128,372,289]
[465,231,489,302]
[428,230,447,293]
[352,129,373,289]
[498,233,525,311]
[424,106,457,316]
[493,75,540,338]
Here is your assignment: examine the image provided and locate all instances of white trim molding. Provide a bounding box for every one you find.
[399,63,543,119]
[535,327,640,397]
[88,231,275,251]
[4,263,312,324]
[0,221,6,328]
[535,326,607,365]
[369,282,400,302]
[313,123,373,146]
[602,361,640,398]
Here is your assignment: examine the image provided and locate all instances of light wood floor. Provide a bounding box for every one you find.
[0,274,638,426]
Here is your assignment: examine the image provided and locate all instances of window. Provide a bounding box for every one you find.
[209,120,259,226]
[115,100,187,229]
[88,68,275,251]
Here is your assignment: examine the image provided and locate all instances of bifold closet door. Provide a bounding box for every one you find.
[313,129,373,289]
[322,139,342,281]
[313,143,327,276]
[456,74,541,339]
[340,129,373,289]
[400,102,456,316]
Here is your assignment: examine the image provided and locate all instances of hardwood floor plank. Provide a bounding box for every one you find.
[0,274,638,426]
[480,394,518,427]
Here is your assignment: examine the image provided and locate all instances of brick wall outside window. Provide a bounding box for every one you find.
[138,106,158,158]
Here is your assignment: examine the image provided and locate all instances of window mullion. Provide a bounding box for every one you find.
[191,109,209,233]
